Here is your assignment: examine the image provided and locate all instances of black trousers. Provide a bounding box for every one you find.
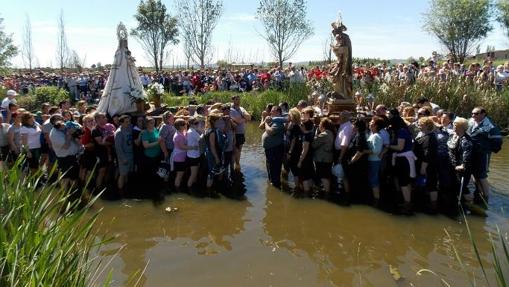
[264,144,284,188]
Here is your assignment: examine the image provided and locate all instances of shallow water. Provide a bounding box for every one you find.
[94,123,509,287]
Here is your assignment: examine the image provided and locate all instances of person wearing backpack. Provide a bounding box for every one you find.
[467,107,500,205]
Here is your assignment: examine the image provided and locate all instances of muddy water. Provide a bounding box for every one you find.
[94,123,509,287]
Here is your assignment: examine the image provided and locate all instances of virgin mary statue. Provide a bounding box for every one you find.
[97,22,146,116]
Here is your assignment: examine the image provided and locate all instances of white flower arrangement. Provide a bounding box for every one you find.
[147,82,164,104]
[148,82,164,95]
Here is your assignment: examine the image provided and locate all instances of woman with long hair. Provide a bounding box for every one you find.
[286,108,303,192]
[388,114,416,215]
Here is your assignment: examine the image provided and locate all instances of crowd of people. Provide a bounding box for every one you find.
[350,58,509,90]
[3,53,509,106]
[0,84,503,215]
[260,97,501,215]
[0,89,252,199]
[0,55,504,215]
[0,63,311,101]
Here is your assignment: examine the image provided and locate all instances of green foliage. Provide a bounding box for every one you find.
[131,0,179,72]
[16,86,69,112]
[256,0,314,67]
[163,83,310,119]
[0,159,107,286]
[0,17,18,67]
[423,0,493,63]
[497,0,509,39]
[360,79,509,127]
[163,80,509,128]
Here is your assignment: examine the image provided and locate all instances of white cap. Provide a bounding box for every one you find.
[6,90,18,97]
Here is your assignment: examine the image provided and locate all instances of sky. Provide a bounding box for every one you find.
[1,0,508,68]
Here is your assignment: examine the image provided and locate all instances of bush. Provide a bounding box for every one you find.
[15,86,69,112]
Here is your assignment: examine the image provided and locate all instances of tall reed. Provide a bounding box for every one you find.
[0,159,108,286]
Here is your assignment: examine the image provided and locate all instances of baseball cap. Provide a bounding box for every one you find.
[6,90,18,97]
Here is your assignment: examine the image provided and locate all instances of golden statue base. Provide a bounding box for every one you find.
[327,98,356,115]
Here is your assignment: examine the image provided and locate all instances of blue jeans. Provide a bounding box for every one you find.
[264,144,284,188]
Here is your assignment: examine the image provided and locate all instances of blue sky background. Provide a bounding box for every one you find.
[1,0,508,67]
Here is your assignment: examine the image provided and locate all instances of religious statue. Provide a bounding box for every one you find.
[328,16,353,100]
[97,22,146,116]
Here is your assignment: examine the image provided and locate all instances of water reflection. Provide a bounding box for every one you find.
[96,182,251,285]
[94,124,508,286]
[262,187,498,286]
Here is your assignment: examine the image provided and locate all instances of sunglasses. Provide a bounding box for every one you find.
[472,112,480,115]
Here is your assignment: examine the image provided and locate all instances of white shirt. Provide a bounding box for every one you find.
[334,121,353,150]
[49,127,81,157]
[20,124,42,149]
[495,71,507,84]
[1,97,16,109]
[186,128,201,159]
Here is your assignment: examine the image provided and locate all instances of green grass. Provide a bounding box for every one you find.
[0,159,109,286]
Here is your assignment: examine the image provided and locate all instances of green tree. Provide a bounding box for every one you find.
[496,0,509,38]
[423,0,493,63]
[131,0,179,72]
[0,16,18,68]
[256,0,313,68]
[176,0,223,68]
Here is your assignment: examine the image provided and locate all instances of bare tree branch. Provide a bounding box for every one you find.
[177,0,223,68]
[21,14,34,71]
[55,9,70,71]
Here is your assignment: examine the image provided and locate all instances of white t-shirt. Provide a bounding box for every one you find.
[334,122,353,150]
[1,97,16,109]
[186,128,201,159]
[20,124,42,149]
